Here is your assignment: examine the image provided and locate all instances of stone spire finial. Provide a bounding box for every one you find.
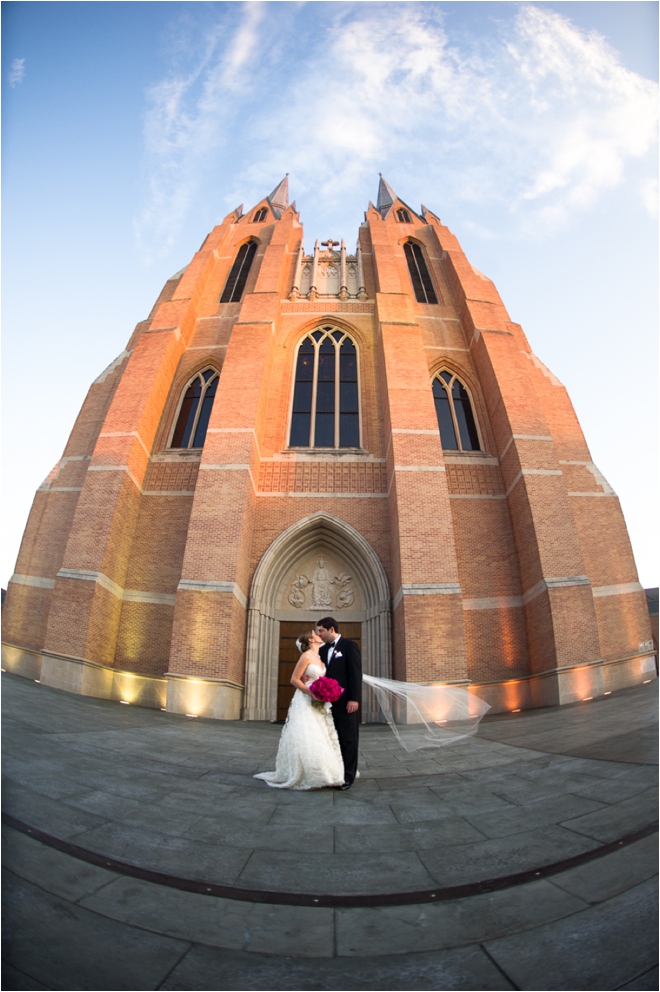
[376,174,396,213]
[268,174,290,212]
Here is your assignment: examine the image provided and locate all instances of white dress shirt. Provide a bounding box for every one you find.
[326,635,341,665]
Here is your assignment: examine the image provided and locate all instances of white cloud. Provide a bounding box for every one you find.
[640,177,659,217]
[135,2,658,258]
[135,3,265,261]
[9,58,26,87]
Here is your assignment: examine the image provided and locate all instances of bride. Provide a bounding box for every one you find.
[254,630,344,790]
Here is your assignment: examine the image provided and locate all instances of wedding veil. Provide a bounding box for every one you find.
[363,674,490,751]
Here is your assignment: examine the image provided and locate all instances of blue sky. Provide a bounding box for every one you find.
[2,1,658,588]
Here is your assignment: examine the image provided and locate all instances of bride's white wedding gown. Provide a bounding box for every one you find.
[254,663,345,790]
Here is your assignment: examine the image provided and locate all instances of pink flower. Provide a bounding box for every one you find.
[309,676,344,704]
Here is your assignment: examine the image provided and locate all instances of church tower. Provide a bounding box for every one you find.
[3,177,654,718]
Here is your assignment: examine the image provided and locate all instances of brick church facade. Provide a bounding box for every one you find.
[3,177,655,718]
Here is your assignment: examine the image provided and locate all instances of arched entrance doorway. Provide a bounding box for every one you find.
[243,512,391,722]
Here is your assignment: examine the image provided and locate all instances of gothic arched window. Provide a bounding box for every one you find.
[253,207,268,223]
[170,368,219,449]
[432,371,480,451]
[289,328,360,448]
[220,241,257,303]
[404,241,438,304]
[396,208,411,223]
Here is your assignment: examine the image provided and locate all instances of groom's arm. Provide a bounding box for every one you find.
[344,640,362,711]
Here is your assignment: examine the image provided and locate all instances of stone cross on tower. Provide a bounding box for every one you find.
[321,239,339,252]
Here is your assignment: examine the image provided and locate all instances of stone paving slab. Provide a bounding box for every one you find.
[81,874,337,958]
[618,965,660,990]
[484,877,659,991]
[2,869,189,991]
[560,787,660,844]
[159,942,516,991]
[478,684,658,765]
[417,824,601,888]
[2,825,120,903]
[549,833,659,904]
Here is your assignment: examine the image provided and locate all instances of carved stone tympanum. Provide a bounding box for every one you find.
[287,556,356,610]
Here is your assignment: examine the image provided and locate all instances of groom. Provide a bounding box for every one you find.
[316,618,362,790]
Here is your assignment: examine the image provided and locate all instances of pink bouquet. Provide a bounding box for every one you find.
[309,676,344,710]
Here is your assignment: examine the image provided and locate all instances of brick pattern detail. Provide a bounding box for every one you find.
[280,302,374,314]
[258,462,387,493]
[143,462,199,492]
[445,464,504,496]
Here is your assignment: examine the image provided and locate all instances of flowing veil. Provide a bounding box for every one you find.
[363,674,490,751]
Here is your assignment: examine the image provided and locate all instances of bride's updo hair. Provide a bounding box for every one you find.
[296,630,315,653]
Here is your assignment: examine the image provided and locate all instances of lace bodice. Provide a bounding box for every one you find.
[304,663,325,682]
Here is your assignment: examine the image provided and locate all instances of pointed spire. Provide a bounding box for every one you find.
[376,173,396,214]
[268,174,289,213]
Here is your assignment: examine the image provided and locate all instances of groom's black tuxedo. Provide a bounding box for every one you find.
[320,636,362,786]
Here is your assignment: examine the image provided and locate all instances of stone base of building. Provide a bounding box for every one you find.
[164,673,243,720]
[1,644,167,710]
[2,641,656,719]
[471,652,657,712]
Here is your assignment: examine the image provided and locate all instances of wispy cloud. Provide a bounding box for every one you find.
[135,3,265,261]
[135,2,658,259]
[9,57,26,87]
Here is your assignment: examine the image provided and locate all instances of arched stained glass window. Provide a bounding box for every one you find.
[432,371,480,452]
[170,368,219,449]
[404,242,438,304]
[220,241,257,303]
[290,328,360,449]
[396,208,411,223]
[253,207,268,223]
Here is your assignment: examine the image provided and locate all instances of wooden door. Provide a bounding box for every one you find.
[276,622,362,721]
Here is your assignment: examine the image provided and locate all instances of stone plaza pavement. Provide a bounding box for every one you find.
[2,672,658,991]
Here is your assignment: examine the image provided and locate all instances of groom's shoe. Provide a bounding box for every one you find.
[338,782,352,790]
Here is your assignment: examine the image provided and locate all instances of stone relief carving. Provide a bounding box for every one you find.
[311,557,332,607]
[288,574,309,608]
[287,557,356,610]
[333,572,355,608]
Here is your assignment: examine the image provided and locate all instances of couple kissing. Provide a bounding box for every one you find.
[254,618,361,791]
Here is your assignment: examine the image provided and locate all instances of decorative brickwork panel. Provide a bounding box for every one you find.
[445,464,504,496]
[144,462,199,492]
[280,302,374,314]
[258,461,387,493]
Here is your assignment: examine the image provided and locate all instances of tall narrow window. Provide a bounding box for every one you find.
[289,327,361,448]
[220,241,257,303]
[170,369,219,449]
[404,242,438,304]
[396,208,411,223]
[432,371,480,451]
[253,207,268,223]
